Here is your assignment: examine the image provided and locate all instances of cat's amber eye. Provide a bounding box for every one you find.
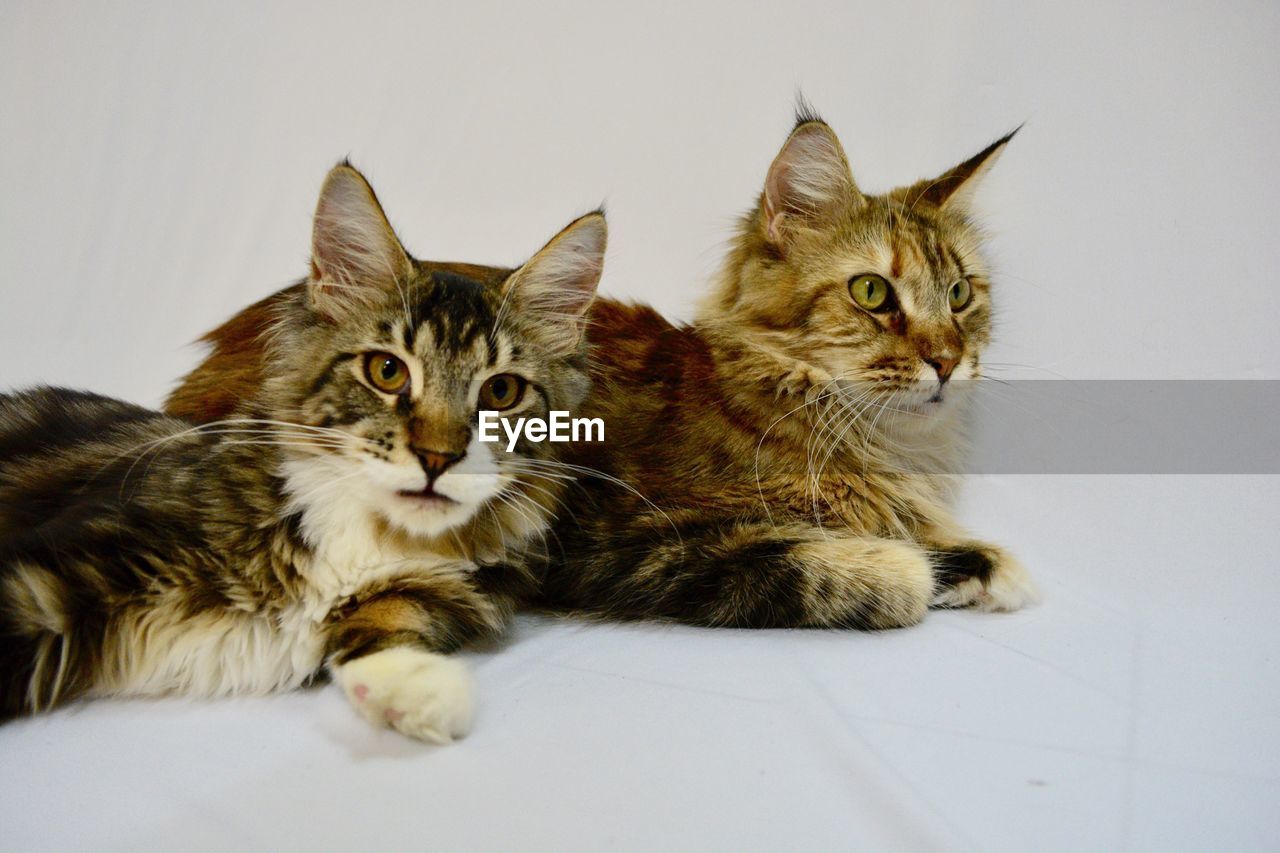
[948,278,973,311]
[849,274,892,312]
[479,373,527,411]
[364,352,410,395]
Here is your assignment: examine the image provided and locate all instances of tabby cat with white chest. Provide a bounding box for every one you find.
[0,163,606,741]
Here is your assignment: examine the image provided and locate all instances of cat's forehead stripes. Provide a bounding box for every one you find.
[880,206,963,286]
[384,270,502,368]
[413,271,495,347]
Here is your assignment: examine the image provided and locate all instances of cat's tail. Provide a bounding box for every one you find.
[542,520,989,630]
[0,561,106,721]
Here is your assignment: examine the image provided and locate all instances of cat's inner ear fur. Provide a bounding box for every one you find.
[906,126,1020,214]
[762,120,862,245]
[501,211,606,350]
[309,163,412,318]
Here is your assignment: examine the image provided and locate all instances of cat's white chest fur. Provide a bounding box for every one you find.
[285,456,462,614]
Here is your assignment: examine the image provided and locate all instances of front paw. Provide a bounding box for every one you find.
[334,646,475,744]
[930,544,1040,613]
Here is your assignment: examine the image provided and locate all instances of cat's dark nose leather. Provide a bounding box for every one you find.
[415,450,464,485]
[926,356,958,383]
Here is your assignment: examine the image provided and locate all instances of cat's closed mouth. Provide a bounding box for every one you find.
[396,487,459,506]
[894,390,946,412]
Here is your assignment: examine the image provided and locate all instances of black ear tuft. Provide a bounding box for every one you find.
[912,125,1023,212]
[793,91,825,130]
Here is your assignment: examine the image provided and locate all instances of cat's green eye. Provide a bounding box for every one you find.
[949,278,973,311]
[364,352,410,395]
[479,373,527,411]
[849,274,892,312]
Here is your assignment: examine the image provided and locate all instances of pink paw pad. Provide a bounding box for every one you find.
[384,708,405,724]
[353,684,369,702]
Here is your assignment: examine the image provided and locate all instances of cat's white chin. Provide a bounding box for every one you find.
[377,490,484,537]
[884,387,961,423]
[367,433,507,537]
[893,373,980,419]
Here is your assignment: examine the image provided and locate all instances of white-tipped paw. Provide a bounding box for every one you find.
[335,646,475,744]
[931,546,1040,613]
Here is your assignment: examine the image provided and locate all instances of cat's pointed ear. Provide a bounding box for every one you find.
[909,126,1020,214]
[308,162,412,318]
[501,211,606,351]
[762,118,862,245]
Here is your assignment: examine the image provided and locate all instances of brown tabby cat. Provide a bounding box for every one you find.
[167,109,1036,632]
[0,162,606,740]
[539,110,1038,626]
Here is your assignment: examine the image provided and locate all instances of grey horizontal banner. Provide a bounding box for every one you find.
[946,380,1280,474]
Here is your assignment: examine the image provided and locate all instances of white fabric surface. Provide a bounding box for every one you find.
[2,1,1278,849]
[3,475,1277,851]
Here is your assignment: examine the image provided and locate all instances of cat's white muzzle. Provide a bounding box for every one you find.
[361,432,507,537]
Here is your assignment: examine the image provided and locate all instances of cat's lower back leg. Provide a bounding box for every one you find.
[552,521,937,629]
[788,533,937,628]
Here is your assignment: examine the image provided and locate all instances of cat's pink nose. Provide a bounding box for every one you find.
[926,356,958,383]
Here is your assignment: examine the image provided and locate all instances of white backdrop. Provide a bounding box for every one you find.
[2,0,1278,399]
[1,2,1278,851]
